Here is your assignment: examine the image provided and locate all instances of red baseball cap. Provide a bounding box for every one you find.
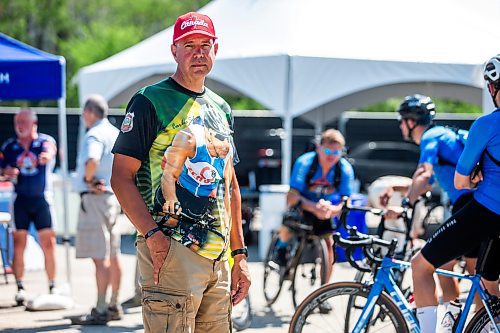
[172,12,217,43]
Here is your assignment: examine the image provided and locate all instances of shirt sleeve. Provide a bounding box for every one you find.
[86,136,104,161]
[289,154,310,193]
[224,103,240,166]
[112,94,158,162]
[338,158,355,196]
[419,135,439,166]
[456,116,490,176]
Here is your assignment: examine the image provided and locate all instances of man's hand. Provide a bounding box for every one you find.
[470,168,483,188]
[231,255,251,306]
[38,151,52,165]
[87,178,106,194]
[145,231,171,285]
[163,200,182,215]
[384,206,404,220]
[379,186,394,207]
[3,166,19,181]
[313,199,343,220]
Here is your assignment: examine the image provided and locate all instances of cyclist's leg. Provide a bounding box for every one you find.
[412,199,482,333]
[436,192,474,305]
[437,260,460,304]
[477,236,500,298]
[311,215,334,284]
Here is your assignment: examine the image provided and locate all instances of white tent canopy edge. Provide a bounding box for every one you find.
[78,0,500,183]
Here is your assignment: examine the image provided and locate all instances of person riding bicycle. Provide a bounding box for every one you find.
[410,55,500,333]
[381,93,479,309]
[278,129,355,303]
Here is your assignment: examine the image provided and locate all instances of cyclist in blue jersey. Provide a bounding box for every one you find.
[381,94,478,310]
[281,129,355,298]
[411,55,500,333]
[0,109,58,305]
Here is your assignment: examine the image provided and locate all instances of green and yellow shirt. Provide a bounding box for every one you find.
[112,78,237,260]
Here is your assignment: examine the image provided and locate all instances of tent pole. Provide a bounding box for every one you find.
[57,58,72,290]
[281,56,293,185]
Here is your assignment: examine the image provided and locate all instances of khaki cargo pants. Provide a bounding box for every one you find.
[137,236,232,333]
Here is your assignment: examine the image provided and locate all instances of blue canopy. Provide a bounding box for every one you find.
[0,33,64,100]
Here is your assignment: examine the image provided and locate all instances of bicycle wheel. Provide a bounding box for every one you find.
[421,203,445,241]
[291,237,328,308]
[289,282,409,333]
[263,232,285,305]
[464,296,500,333]
[232,295,253,331]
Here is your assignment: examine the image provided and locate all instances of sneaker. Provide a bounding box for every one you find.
[70,308,109,325]
[121,294,141,308]
[108,305,123,321]
[15,289,27,306]
[318,301,332,314]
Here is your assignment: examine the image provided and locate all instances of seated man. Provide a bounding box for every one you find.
[278,129,354,292]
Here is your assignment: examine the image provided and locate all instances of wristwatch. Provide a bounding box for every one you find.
[401,197,413,209]
[231,247,249,258]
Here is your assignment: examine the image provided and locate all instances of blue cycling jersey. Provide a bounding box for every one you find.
[456,110,500,215]
[177,122,232,198]
[419,126,472,203]
[289,151,354,204]
[0,133,56,197]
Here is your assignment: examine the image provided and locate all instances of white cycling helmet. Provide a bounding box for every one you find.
[484,54,500,107]
[484,54,500,84]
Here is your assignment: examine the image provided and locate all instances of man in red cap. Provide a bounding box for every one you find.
[111,11,250,332]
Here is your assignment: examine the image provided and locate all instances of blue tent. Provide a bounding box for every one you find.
[0,33,64,100]
[0,33,72,287]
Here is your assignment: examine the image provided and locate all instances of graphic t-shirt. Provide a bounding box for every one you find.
[0,133,56,197]
[112,77,237,259]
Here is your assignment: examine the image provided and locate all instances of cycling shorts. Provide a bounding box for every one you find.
[13,195,53,231]
[302,211,334,237]
[421,197,500,281]
[451,192,478,258]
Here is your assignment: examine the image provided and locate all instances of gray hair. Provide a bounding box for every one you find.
[16,108,38,123]
[84,94,108,119]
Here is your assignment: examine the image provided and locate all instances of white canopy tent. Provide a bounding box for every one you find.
[78,0,500,183]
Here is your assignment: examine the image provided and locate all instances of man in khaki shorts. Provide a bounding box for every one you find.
[111,11,251,333]
[71,95,122,325]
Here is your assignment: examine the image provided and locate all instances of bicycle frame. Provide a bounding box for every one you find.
[353,256,499,333]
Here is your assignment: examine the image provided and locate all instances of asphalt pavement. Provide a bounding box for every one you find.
[0,235,359,332]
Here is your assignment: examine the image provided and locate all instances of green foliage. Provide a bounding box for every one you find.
[223,96,265,110]
[359,97,482,114]
[0,0,210,106]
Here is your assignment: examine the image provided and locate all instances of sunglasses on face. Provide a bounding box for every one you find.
[322,147,343,156]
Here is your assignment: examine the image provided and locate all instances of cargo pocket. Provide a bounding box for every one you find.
[142,288,194,333]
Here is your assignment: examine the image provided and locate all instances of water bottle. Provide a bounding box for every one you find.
[441,298,462,333]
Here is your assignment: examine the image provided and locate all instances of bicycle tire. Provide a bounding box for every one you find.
[263,232,285,306]
[291,237,328,308]
[421,203,445,241]
[289,281,409,333]
[232,295,253,331]
[464,296,500,333]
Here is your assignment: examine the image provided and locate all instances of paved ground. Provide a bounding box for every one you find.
[0,235,361,333]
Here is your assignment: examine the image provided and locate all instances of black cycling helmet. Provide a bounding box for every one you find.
[397,94,436,125]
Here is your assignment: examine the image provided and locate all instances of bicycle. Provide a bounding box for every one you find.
[232,295,252,331]
[289,227,500,333]
[263,207,329,308]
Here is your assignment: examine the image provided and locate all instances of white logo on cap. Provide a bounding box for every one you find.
[181,19,209,30]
